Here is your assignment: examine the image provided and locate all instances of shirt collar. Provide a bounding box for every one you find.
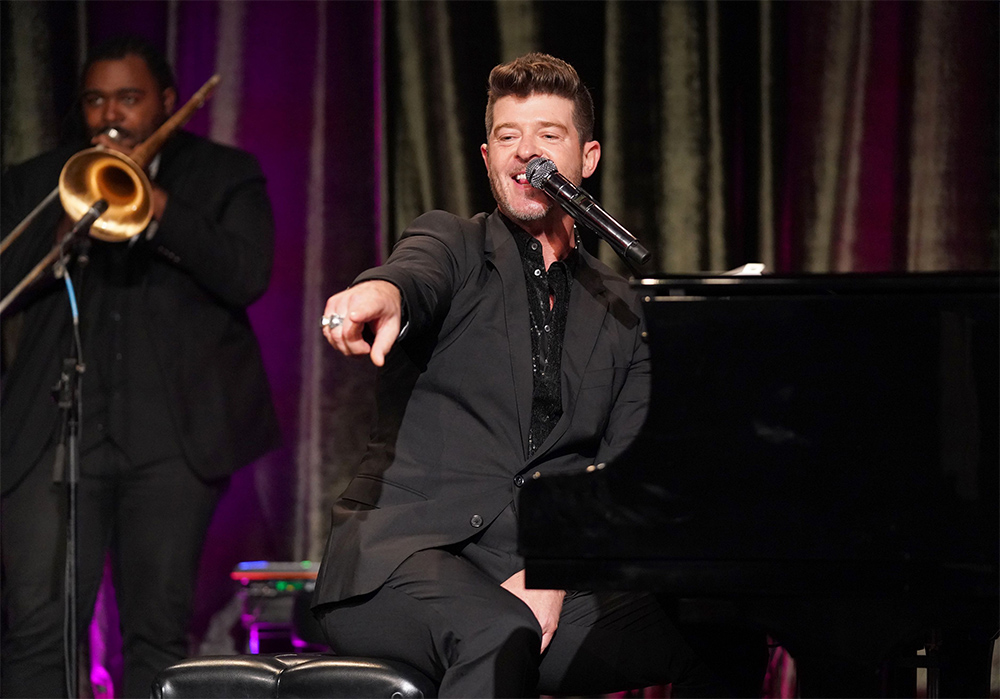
[500,213,580,271]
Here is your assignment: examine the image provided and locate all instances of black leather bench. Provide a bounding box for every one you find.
[151,653,437,698]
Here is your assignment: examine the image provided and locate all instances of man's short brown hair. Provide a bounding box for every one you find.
[485,52,595,144]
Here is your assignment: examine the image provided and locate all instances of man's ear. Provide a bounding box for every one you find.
[581,140,601,179]
[162,87,177,114]
[480,143,489,171]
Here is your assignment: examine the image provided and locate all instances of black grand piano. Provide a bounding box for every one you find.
[519,273,999,696]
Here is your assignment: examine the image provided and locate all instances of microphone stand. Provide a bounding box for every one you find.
[53,337,83,699]
[0,201,108,315]
[46,204,104,699]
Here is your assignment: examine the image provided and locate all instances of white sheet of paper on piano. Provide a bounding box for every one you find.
[722,263,766,276]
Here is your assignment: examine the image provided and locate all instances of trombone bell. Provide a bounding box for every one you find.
[58,148,153,242]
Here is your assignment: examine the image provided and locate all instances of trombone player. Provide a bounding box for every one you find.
[1,35,280,697]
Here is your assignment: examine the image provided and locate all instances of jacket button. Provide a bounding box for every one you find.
[513,475,525,487]
[470,514,483,528]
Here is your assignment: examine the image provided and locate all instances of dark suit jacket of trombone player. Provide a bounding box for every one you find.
[1,130,280,487]
[312,208,650,606]
[0,129,280,695]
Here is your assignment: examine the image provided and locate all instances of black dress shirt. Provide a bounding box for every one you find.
[505,217,577,458]
[79,238,180,468]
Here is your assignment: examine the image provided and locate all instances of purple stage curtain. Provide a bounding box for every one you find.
[1,0,381,683]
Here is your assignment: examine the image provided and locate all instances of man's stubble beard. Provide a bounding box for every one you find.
[487,167,551,223]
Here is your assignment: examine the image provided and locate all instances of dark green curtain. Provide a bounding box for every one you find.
[382,0,998,274]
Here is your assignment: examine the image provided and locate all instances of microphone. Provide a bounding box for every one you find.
[525,157,650,266]
[66,200,109,239]
[54,200,108,277]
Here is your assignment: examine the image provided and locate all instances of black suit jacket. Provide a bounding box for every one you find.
[313,209,650,606]
[1,131,280,491]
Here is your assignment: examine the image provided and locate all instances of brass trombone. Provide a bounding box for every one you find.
[0,75,221,314]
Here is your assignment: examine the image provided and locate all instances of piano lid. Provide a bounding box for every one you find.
[519,272,999,596]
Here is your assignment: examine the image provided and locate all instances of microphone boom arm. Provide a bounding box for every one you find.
[526,157,651,266]
[550,180,650,266]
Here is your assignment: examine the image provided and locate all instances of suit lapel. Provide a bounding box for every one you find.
[152,131,190,190]
[485,212,534,460]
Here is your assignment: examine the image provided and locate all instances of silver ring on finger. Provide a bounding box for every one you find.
[321,313,344,331]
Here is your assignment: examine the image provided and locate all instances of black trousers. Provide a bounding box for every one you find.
[0,441,224,698]
[317,548,725,698]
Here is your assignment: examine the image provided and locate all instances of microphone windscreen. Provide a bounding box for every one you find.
[526,157,557,188]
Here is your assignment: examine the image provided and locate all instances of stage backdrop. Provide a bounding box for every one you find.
[1,0,997,689]
[381,0,997,273]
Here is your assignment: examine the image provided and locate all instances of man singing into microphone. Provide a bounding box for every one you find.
[312,53,726,697]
